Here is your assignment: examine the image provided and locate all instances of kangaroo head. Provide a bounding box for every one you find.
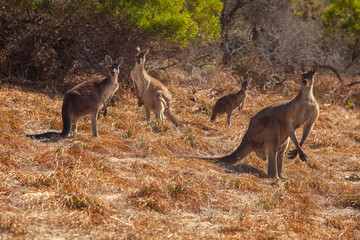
[300,62,318,87]
[241,79,251,90]
[105,55,123,77]
[135,47,149,65]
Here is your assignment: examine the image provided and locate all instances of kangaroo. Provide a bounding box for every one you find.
[27,55,123,139]
[130,47,179,127]
[210,79,250,125]
[186,62,319,179]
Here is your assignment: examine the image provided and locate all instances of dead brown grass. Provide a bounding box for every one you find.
[0,71,359,239]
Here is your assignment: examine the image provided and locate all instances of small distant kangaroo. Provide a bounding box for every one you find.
[130,47,179,127]
[210,79,250,125]
[187,62,319,178]
[27,55,123,139]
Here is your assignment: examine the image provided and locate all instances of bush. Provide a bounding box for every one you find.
[0,0,223,88]
[123,0,222,45]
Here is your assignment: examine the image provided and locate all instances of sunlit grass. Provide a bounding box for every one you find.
[0,73,359,239]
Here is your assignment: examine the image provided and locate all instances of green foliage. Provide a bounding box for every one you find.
[322,0,360,36]
[168,184,186,198]
[2,0,222,46]
[122,0,223,45]
[346,101,354,109]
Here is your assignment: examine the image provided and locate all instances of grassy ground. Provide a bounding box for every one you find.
[0,71,359,239]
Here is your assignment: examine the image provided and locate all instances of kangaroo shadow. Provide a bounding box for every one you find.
[27,134,75,143]
[218,162,268,178]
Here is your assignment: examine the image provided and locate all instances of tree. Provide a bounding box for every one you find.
[122,0,223,45]
[323,0,360,69]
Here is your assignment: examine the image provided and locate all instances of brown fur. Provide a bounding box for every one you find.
[27,55,123,139]
[210,79,250,125]
[130,47,178,127]
[191,63,319,179]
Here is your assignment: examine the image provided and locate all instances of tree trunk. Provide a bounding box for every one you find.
[220,0,248,64]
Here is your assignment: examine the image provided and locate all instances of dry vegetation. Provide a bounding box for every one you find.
[0,67,359,239]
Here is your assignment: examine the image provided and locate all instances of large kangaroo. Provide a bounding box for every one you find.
[27,55,123,139]
[210,79,250,125]
[189,63,319,179]
[130,47,179,127]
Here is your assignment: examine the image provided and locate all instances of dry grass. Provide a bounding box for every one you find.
[0,72,359,239]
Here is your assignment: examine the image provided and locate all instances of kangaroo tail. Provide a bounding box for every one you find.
[28,98,72,139]
[219,137,253,164]
[164,109,179,127]
[177,155,224,163]
[180,136,252,164]
[210,102,220,122]
[59,96,72,137]
[26,121,70,139]
[181,121,217,132]
[27,121,70,139]
[210,111,216,122]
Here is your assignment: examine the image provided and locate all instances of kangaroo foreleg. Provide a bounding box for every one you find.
[299,122,315,146]
[132,81,144,107]
[101,94,108,116]
[286,124,307,161]
[139,78,150,104]
[287,122,315,161]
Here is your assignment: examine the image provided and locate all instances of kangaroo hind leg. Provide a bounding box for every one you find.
[276,138,290,179]
[265,120,281,178]
[227,112,232,125]
[71,120,78,136]
[90,112,99,137]
[155,93,166,122]
[266,143,279,178]
[145,107,151,122]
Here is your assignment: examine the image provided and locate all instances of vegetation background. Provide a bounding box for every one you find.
[0,0,359,239]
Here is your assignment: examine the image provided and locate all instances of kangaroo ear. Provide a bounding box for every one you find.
[300,62,306,73]
[105,55,113,65]
[144,49,149,56]
[116,57,124,66]
[312,61,319,72]
[136,47,141,53]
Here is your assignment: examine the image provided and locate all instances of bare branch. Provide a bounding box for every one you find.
[319,64,344,85]
[153,54,211,71]
[348,81,360,87]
